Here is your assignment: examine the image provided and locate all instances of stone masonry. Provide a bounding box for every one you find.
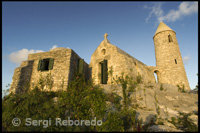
[10,48,90,93]
[89,36,156,85]
[9,21,191,94]
[153,21,190,90]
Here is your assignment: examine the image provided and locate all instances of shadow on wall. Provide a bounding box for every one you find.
[16,60,34,94]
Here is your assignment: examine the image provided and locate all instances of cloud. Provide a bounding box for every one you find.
[183,56,191,65]
[8,49,44,65]
[145,2,198,23]
[50,45,57,50]
[144,3,163,23]
[8,45,62,66]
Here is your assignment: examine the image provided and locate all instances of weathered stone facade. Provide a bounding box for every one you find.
[10,48,90,94]
[89,39,156,85]
[9,21,191,94]
[153,21,190,90]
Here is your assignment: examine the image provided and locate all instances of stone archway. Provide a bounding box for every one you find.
[154,70,160,83]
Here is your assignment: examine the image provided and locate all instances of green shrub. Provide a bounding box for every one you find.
[160,83,164,91]
[2,72,148,132]
[168,112,198,132]
[136,74,143,84]
[177,83,186,93]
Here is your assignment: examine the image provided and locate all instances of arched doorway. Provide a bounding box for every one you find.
[154,70,160,83]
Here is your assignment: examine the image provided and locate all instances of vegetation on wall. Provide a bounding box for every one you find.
[177,83,186,93]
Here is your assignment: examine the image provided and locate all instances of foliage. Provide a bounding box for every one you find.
[160,83,164,91]
[113,72,140,109]
[2,83,10,98]
[45,72,54,91]
[177,83,186,93]
[113,72,129,109]
[108,66,114,84]
[106,92,122,110]
[168,112,198,132]
[156,117,164,125]
[154,92,160,115]
[2,72,147,132]
[136,74,143,84]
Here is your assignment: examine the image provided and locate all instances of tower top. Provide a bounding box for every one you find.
[154,21,175,36]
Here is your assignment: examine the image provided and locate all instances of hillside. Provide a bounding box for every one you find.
[2,73,198,132]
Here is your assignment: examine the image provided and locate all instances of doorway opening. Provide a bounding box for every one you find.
[154,70,160,83]
[100,60,108,84]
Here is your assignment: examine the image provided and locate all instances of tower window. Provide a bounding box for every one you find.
[175,59,177,64]
[168,34,173,42]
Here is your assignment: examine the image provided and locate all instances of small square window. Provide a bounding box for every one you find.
[38,58,54,71]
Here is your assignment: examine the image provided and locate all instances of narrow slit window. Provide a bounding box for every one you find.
[175,59,177,64]
[168,34,173,42]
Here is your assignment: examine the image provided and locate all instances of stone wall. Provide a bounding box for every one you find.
[68,49,91,82]
[9,60,33,94]
[153,30,191,90]
[89,40,156,85]
[28,48,71,91]
[10,48,90,94]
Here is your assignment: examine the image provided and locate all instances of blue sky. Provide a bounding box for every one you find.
[2,2,198,94]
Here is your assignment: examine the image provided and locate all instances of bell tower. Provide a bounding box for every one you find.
[153,21,191,90]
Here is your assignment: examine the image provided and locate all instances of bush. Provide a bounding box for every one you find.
[168,112,198,132]
[136,74,143,84]
[160,83,164,91]
[2,73,145,132]
[177,83,186,93]
[2,73,107,132]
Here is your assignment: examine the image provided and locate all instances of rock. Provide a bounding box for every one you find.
[163,121,176,128]
[53,97,58,103]
[102,82,198,131]
[148,125,183,132]
[188,115,198,126]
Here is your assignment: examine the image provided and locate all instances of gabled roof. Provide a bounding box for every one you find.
[154,21,175,36]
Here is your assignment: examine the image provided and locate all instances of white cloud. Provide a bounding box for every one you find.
[145,2,198,23]
[50,45,57,50]
[8,45,62,66]
[183,56,191,65]
[144,3,163,23]
[9,49,44,65]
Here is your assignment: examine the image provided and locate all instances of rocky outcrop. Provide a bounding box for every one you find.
[102,82,198,132]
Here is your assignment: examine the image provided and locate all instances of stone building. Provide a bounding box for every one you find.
[9,48,90,94]
[152,21,190,90]
[89,33,156,85]
[9,21,191,94]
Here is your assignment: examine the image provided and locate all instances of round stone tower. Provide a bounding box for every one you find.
[153,21,191,90]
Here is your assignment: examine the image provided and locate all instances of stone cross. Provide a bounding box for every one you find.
[104,33,108,40]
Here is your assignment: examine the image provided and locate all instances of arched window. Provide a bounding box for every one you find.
[101,49,106,55]
[154,70,160,83]
[168,34,173,42]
